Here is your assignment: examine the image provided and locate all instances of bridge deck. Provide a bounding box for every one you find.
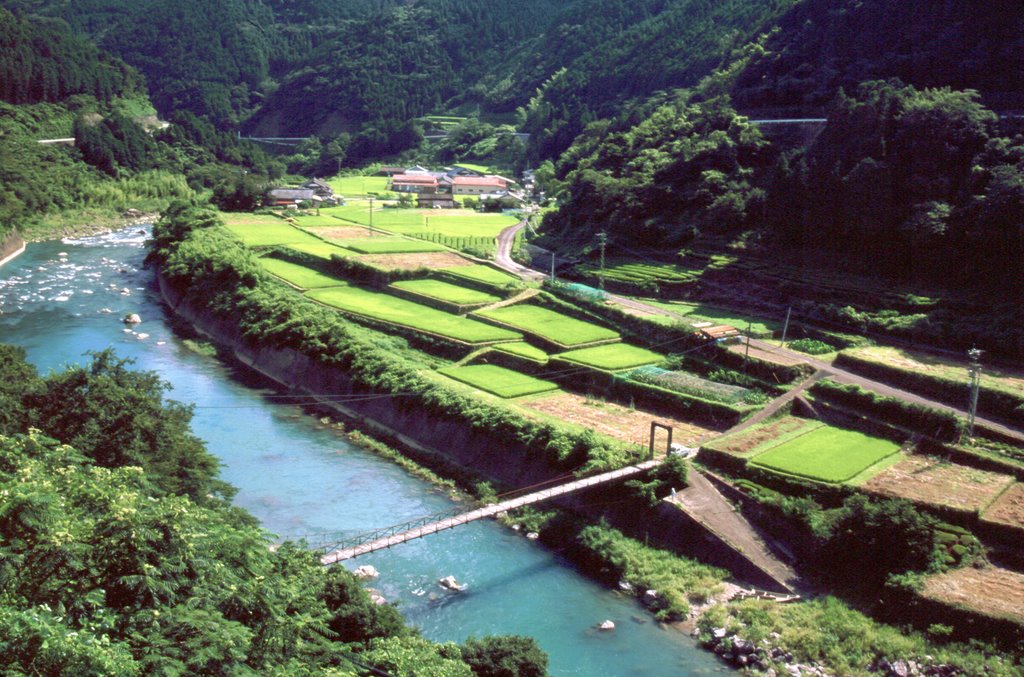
[322,460,658,564]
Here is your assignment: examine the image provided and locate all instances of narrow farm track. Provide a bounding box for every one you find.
[493,227,1024,445]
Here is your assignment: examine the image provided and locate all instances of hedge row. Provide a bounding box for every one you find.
[810,380,961,442]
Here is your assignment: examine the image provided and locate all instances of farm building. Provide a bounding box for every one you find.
[452,175,509,195]
[266,177,340,206]
[391,173,440,193]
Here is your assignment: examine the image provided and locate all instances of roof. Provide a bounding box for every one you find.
[267,188,317,201]
[392,174,439,185]
[452,176,507,188]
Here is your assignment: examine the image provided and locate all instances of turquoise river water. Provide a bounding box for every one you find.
[0,228,726,676]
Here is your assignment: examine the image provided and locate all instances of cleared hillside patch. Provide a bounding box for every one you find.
[306,286,521,344]
[863,455,1016,515]
[922,567,1024,625]
[557,344,664,371]
[750,425,900,483]
[981,483,1024,533]
[438,364,558,398]
[474,304,619,347]
[522,392,715,447]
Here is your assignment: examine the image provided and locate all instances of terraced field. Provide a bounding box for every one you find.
[863,455,1016,514]
[578,260,699,285]
[557,344,664,371]
[342,238,447,254]
[441,264,520,288]
[390,279,500,306]
[286,241,353,259]
[260,257,346,289]
[474,305,618,348]
[306,286,520,344]
[225,221,326,248]
[749,425,901,483]
[493,342,549,363]
[439,364,558,398]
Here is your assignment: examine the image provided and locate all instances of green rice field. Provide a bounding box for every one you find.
[441,265,520,288]
[438,364,558,398]
[224,221,325,248]
[474,305,619,347]
[286,241,353,259]
[326,205,517,238]
[750,425,901,483]
[342,238,447,254]
[390,279,501,306]
[493,342,549,363]
[325,176,396,198]
[306,287,521,344]
[557,344,664,371]
[260,257,346,289]
[290,214,348,227]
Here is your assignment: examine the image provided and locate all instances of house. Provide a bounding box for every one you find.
[417,193,458,209]
[451,175,509,196]
[266,188,319,206]
[391,173,439,193]
[302,178,333,197]
[266,178,341,206]
[377,166,406,176]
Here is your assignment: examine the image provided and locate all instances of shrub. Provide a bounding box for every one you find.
[788,338,835,355]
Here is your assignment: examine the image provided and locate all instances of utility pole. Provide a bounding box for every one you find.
[743,320,752,371]
[966,347,983,439]
[550,251,556,283]
[779,305,792,346]
[597,231,607,290]
[368,197,374,237]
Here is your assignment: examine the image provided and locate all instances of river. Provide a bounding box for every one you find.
[0,228,725,676]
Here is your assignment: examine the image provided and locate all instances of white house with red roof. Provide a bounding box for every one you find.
[451,175,509,195]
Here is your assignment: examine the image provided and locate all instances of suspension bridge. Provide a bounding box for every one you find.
[319,459,659,565]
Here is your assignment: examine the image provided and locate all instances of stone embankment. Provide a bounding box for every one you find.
[701,627,966,676]
[0,229,26,267]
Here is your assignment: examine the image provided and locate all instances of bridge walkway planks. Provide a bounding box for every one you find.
[322,460,659,564]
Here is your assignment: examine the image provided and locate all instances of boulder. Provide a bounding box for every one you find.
[123,313,142,324]
[353,565,379,579]
[732,636,755,655]
[712,627,728,640]
[526,532,539,540]
[642,589,659,605]
[597,620,615,631]
[618,580,634,593]
[438,575,466,591]
[892,660,910,677]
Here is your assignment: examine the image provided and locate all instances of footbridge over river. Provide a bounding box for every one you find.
[320,460,659,564]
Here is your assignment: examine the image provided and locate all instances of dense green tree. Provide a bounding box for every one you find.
[461,635,549,677]
[24,349,230,503]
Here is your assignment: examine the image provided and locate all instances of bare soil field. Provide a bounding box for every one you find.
[710,416,814,456]
[307,226,374,239]
[727,343,806,367]
[981,482,1024,531]
[358,252,472,270]
[521,392,715,448]
[862,455,1015,513]
[921,567,1024,623]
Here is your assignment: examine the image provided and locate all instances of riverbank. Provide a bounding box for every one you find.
[19,209,159,242]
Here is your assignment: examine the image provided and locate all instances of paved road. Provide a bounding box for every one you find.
[495,221,545,281]
[492,227,1024,445]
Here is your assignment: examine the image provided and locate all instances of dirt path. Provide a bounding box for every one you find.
[670,469,802,593]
